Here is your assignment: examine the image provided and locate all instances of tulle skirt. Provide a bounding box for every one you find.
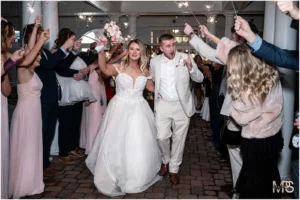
[56,57,96,106]
[86,95,162,197]
[200,97,210,121]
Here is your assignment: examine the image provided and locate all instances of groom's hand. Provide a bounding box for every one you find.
[184,54,193,71]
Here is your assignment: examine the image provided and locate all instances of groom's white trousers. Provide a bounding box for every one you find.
[155,98,190,173]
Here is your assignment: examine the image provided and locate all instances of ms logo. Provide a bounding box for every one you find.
[273,181,294,193]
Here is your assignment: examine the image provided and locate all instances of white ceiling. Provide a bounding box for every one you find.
[57,1,265,16]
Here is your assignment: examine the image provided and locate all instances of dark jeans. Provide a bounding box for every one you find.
[70,102,83,150]
[58,102,83,157]
[41,102,59,169]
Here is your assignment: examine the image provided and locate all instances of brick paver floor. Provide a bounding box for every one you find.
[24,115,234,199]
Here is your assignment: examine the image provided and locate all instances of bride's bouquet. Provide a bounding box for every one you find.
[96,21,124,52]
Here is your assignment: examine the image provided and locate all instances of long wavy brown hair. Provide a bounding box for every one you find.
[1,20,14,54]
[227,44,279,103]
[22,24,44,45]
[53,28,75,49]
[120,39,148,75]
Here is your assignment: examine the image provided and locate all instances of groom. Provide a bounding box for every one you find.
[150,34,203,184]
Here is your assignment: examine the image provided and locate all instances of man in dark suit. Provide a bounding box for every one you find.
[35,32,87,175]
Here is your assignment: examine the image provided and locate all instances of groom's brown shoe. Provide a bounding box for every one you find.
[159,163,169,176]
[169,173,179,185]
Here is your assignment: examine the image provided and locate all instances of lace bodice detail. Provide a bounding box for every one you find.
[115,73,150,100]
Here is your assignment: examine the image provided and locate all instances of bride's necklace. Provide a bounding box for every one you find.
[28,68,35,73]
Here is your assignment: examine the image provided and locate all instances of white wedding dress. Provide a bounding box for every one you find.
[86,67,162,197]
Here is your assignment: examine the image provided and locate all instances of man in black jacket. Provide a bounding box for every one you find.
[27,28,87,175]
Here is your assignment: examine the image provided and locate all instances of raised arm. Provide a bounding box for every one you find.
[234,16,299,70]
[108,49,127,64]
[18,29,49,67]
[185,54,204,83]
[276,0,299,20]
[97,49,118,76]
[199,25,221,45]
[2,48,25,75]
[184,23,224,65]
[26,16,41,53]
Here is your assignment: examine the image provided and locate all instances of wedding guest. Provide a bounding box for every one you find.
[80,42,107,154]
[9,28,50,199]
[23,22,80,174]
[227,44,283,198]
[1,17,35,199]
[80,61,107,154]
[52,28,89,163]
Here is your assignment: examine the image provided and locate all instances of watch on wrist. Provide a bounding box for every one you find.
[189,32,194,36]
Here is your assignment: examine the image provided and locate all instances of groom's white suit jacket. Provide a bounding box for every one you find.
[150,51,204,117]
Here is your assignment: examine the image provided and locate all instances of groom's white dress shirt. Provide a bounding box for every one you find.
[159,55,179,101]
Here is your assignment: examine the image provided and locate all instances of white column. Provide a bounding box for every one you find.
[274,5,297,181]
[224,12,235,39]
[128,13,138,39]
[206,18,217,36]
[22,1,42,28]
[22,1,42,44]
[263,1,276,43]
[206,16,217,48]
[42,1,59,50]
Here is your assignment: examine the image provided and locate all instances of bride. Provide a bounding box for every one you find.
[86,39,162,197]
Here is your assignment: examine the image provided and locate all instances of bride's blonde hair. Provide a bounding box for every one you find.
[120,39,148,75]
[227,44,279,103]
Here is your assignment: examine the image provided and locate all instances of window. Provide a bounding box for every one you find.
[81,29,104,50]
[81,48,89,52]
[14,30,20,43]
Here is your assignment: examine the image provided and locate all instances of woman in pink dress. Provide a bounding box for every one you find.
[8,28,49,198]
[1,18,25,199]
[80,66,107,154]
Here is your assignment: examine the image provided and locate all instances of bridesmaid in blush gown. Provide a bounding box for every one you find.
[8,29,49,198]
[1,19,25,199]
[80,66,107,154]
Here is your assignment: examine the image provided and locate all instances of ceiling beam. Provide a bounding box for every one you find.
[86,1,111,12]
[59,11,264,17]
